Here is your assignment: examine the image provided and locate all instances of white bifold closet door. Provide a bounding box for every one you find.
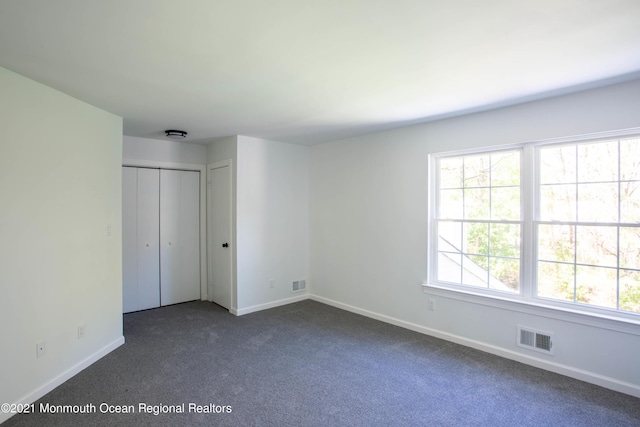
[122,167,161,313]
[122,167,200,313]
[159,169,200,306]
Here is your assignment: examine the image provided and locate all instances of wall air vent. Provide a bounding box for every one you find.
[517,326,554,355]
[292,279,306,293]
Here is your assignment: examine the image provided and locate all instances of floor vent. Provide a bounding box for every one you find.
[292,279,306,292]
[517,326,554,355]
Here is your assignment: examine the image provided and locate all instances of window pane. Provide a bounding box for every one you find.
[464,154,490,188]
[576,266,617,309]
[489,257,519,292]
[490,223,520,257]
[620,181,640,223]
[440,157,463,188]
[440,189,463,219]
[620,269,640,313]
[540,145,576,184]
[438,252,461,283]
[620,227,640,269]
[462,255,488,288]
[491,151,520,186]
[491,187,520,220]
[438,221,462,253]
[577,140,618,183]
[537,261,574,302]
[464,188,490,219]
[620,138,640,181]
[577,183,618,223]
[576,226,617,268]
[463,222,488,255]
[540,184,576,221]
[538,224,574,263]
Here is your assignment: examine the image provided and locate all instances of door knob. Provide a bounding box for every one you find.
[222,243,229,248]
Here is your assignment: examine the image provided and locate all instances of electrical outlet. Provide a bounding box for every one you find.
[78,323,86,339]
[36,341,46,358]
[428,299,436,311]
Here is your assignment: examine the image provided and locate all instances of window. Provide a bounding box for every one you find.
[429,132,640,317]
[436,150,522,293]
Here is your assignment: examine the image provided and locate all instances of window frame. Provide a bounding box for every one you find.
[432,146,525,294]
[426,128,640,323]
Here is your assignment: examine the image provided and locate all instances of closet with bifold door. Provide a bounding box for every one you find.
[122,166,200,313]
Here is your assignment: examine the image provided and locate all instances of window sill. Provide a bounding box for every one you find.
[422,283,640,336]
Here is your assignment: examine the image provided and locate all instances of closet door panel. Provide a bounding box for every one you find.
[136,168,161,310]
[122,167,138,313]
[160,169,200,305]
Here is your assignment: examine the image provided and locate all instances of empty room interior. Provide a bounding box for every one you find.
[2,1,640,425]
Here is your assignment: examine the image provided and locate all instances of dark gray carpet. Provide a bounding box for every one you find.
[5,300,640,426]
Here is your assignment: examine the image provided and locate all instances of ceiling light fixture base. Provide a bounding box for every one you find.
[165,129,188,139]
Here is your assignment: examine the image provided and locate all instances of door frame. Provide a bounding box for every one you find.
[122,158,208,301]
[207,159,235,312]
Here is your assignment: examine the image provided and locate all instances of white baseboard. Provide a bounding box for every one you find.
[235,293,310,316]
[0,336,125,424]
[310,294,640,399]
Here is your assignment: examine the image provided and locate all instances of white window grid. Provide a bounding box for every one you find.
[428,128,640,318]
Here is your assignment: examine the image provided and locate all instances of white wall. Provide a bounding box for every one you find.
[310,78,640,397]
[0,66,124,421]
[208,136,238,165]
[236,136,310,313]
[123,135,208,165]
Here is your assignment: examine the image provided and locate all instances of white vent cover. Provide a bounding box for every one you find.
[517,326,554,355]
[292,279,306,292]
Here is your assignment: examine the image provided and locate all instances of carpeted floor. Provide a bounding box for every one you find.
[4,300,640,426]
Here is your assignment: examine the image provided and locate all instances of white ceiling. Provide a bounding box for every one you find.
[1,1,640,145]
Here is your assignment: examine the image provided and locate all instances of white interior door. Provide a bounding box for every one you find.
[160,169,200,306]
[122,167,138,313]
[207,163,232,309]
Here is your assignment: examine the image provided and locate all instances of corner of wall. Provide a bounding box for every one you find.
[0,66,125,414]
